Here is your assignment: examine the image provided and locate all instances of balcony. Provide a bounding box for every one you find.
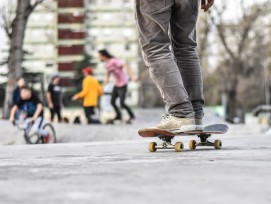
[58,0,84,8]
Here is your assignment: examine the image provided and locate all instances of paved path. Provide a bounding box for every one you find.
[0,134,271,204]
[0,108,266,145]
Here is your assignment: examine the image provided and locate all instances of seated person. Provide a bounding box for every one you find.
[9,86,47,137]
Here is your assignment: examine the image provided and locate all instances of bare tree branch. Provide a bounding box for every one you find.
[209,8,237,60]
[238,2,270,57]
[0,7,13,39]
[25,0,44,17]
[240,0,248,20]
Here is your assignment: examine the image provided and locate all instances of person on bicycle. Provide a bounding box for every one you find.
[9,86,48,137]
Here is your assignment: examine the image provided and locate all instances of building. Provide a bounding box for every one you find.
[0,0,140,106]
[84,0,139,105]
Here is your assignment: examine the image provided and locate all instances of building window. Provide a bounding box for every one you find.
[88,0,97,4]
[104,0,112,4]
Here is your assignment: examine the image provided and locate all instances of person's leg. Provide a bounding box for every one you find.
[171,0,204,120]
[84,107,92,124]
[135,0,194,118]
[30,116,47,136]
[88,107,101,124]
[118,85,135,119]
[55,106,62,122]
[110,86,122,120]
[50,108,55,122]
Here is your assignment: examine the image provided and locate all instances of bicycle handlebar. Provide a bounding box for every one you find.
[14,118,34,130]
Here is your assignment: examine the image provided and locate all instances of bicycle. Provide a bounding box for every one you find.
[15,118,57,144]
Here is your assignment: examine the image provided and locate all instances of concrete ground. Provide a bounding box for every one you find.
[0,134,271,204]
[0,108,267,145]
[1,109,271,204]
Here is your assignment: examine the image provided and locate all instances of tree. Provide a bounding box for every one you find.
[209,0,271,122]
[197,14,221,106]
[0,0,44,118]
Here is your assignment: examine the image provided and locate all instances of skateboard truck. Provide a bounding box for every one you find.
[159,137,175,149]
[198,134,213,146]
[148,136,184,152]
[188,134,222,150]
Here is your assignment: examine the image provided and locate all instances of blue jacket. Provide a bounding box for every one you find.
[12,87,21,106]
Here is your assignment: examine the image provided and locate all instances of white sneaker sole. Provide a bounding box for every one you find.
[171,125,204,133]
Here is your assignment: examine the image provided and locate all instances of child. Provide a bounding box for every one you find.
[10,86,47,137]
[98,49,137,123]
[72,67,102,124]
[47,74,63,122]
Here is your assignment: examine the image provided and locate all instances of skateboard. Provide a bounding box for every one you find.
[138,124,229,152]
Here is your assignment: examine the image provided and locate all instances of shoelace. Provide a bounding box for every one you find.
[161,114,171,120]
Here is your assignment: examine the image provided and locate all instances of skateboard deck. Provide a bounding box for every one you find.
[138,124,228,137]
[138,124,229,152]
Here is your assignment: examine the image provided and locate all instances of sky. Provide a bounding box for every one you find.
[220,0,269,20]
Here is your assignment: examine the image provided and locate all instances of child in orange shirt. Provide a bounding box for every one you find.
[72,67,102,124]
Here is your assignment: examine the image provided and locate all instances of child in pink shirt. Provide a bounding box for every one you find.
[99,49,137,123]
[105,58,129,88]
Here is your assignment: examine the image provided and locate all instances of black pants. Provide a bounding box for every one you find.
[50,106,62,122]
[111,85,135,120]
[84,106,100,124]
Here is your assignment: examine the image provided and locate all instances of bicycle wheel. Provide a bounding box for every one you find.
[24,132,40,144]
[42,123,56,144]
[24,122,41,144]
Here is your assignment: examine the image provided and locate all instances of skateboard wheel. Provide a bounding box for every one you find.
[214,140,222,149]
[175,142,184,152]
[148,142,157,152]
[188,140,197,150]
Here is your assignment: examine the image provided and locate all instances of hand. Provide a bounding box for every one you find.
[49,103,54,109]
[131,75,138,82]
[201,0,215,12]
[31,117,37,122]
[72,95,77,101]
[10,118,15,126]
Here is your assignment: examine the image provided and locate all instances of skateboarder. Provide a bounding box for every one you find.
[135,0,214,132]
[98,49,137,123]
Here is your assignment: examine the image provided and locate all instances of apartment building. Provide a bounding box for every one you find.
[23,0,58,77]
[84,0,139,105]
[1,0,139,105]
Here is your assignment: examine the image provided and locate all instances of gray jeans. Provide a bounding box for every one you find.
[135,0,204,119]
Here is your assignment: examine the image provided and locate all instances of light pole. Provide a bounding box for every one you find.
[264,59,271,106]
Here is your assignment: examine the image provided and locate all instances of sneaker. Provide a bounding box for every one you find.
[125,116,136,124]
[125,118,133,124]
[143,114,198,133]
[113,116,122,121]
[42,134,50,144]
